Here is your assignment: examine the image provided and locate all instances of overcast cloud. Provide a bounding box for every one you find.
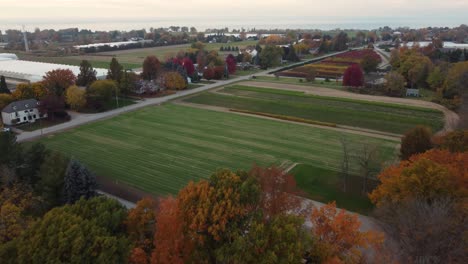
[1,0,467,21]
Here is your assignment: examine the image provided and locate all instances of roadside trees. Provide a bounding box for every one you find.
[259,45,284,69]
[65,85,87,111]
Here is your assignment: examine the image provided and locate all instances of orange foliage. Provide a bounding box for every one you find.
[151,197,187,264]
[129,247,148,264]
[310,202,384,263]
[177,170,247,243]
[249,165,303,218]
[126,197,158,263]
[369,149,468,206]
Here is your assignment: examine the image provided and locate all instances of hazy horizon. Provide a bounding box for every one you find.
[1,0,467,32]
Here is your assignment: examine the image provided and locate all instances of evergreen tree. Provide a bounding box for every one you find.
[63,159,97,204]
[0,76,10,94]
[286,44,300,62]
[107,57,123,83]
[76,60,97,87]
[38,151,69,208]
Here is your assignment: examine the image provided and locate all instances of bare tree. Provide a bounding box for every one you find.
[339,135,351,192]
[374,198,467,264]
[356,142,379,194]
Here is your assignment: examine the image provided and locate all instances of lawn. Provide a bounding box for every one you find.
[184,85,445,134]
[37,104,397,198]
[291,164,375,214]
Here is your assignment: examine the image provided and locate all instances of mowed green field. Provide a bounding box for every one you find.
[184,85,444,134]
[19,40,258,70]
[37,104,397,196]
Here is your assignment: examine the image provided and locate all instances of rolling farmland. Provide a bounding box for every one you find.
[38,104,398,196]
[184,85,445,134]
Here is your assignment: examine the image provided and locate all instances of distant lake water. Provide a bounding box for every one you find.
[0,17,466,32]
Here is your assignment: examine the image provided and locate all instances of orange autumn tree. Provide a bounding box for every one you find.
[151,197,187,264]
[126,197,158,264]
[310,202,383,264]
[369,149,468,207]
[249,165,303,218]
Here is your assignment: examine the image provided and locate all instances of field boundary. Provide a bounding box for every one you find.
[229,109,337,127]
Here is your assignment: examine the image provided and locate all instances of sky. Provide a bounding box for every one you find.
[0,0,467,30]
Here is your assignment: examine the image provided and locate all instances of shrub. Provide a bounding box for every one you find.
[164,72,187,90]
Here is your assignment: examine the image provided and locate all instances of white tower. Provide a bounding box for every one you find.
[22,25,29,52]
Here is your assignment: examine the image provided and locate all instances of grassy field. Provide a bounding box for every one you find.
[184,85,444,134]
[19,40,258,70]
[252,76,344,89]
[37,104,397,197]
[291,164,375,214]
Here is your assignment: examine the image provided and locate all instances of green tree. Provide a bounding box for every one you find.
[0,75,10,94]
[427,66,446,90]
[76,60,97,87]
[37,151,69,208]
[286,44,300,62]
[16,143,49,186]
[259,45,284,69]
[87,79,117,103]
[7,197,130,263]
[384,71,406,96]
[331,32,349,51]
[63,159,97,204]
[443,61,468,98]
[360,52,380,73]
[398,53,433,88]
[107,57,123,83]
[119,71,138,95]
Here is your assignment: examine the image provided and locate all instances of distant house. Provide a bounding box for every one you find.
[1,99,46,126]
[406,88,420,97]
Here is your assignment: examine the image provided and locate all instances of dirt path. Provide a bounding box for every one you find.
[239,81,459,135]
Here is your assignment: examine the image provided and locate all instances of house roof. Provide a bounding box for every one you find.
[2,99,39,113]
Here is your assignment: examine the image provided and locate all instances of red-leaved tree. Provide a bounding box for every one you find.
[225,54,237,74]
[343,64,364,87]
[213,66,225,80]
[142,56,161,81]
[203,67,215,80]
[182,58,195,76]
[42,69,76,96]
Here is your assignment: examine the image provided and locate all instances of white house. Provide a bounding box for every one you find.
[1,99,46,126]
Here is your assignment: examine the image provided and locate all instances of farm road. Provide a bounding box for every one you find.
[240,81,459,134]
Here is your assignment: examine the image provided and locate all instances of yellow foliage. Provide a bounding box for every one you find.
[65,85,87,110]
[164,72,187,90]
[0,93,14,110]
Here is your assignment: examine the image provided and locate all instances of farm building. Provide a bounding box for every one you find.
[0,53,107,83]
[1,99,46,126]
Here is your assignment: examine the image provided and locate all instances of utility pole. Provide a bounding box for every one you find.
[22,25,29,52]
